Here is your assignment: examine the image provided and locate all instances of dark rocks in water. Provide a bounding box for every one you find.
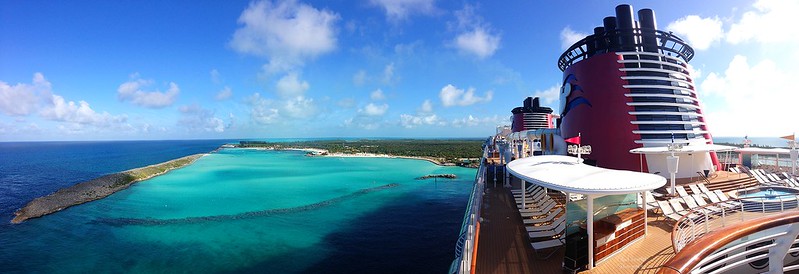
[416,174,457,180]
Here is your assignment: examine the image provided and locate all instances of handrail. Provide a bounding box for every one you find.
[660,210,799,274]
[670,190,799,252]
[449,149,488,274]
[558,28,694,71]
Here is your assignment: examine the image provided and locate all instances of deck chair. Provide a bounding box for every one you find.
[523,207,563,225]
[676,186,691,197]
[520,201,556,217]
[515,188,546,204]
[637,192,659,211]
[512,185,542,196]
[681,196,714,215]
[530,234,565,259]
[729,167,739,173]
[511,184,539,194]
[697,183,712,194]
[528,220,566,239]
[517,193,552,209]
[668,198,697,218]
[713,190,743,207]
[656,200,683,221]
[691,194,722,213]
[704,191,738,210]
[768,173,781,182]
[518,197,554,211]
[688,184,702,195]
[526,214,566,232]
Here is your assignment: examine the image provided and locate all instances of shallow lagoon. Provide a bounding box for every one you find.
[0,148,474,273]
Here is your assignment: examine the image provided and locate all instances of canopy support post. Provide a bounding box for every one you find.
[587,195,594,270]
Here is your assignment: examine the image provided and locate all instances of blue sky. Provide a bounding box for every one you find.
[1,0,795,141]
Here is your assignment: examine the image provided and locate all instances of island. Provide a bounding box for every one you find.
[237,139,483,167]
[416,174,457,180]
[11,154,204,224]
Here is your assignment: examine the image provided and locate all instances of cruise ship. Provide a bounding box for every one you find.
[451,4,799,274]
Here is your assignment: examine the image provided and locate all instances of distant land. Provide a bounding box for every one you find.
[237,139,484,167]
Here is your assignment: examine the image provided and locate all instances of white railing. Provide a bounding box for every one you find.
[662,211,799,274]
[449,151,488,274]
[672,192,799,252]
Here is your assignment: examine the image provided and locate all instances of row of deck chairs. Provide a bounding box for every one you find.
[645,185,742,222]
[731,166,797,186]
[511,184,566,258]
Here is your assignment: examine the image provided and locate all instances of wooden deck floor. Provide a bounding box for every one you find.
[475,185,563,274]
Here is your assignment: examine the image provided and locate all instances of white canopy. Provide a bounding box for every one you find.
[737,147,791,154]
[506,155,666,196]
[629,143,737,155]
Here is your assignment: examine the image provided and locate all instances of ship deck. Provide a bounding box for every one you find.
[475,170,677,274]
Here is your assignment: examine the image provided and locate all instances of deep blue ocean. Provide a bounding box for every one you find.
[0,140,474,273]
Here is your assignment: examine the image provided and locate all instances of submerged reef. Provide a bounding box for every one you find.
[11,154,204,224]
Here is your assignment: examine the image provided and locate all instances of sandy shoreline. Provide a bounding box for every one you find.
[239,146,446,166]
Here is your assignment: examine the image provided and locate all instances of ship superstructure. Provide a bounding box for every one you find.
[556,4,719,177]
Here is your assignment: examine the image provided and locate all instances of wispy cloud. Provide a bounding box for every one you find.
[450,5,500,59]
[215,86,233,101]
[559,26,588,50]
[117,74,179,108]
[439,84,492,107]
[369,0,436,22]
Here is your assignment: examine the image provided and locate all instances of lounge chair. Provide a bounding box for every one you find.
[528,220,566,239]
[704,191,738,210]
[515,189,547,204]
[697,183,712,194]
[713,190,743,207]
[688,184,702,195]
[681,196,714,214]
[526,214,566,232]
[637,192,659,211]
[518,197,554,211]
[656,200,683,221]
[530,235,565,259]
[511,184,539,194]
[520,201,556,217]
[676,186,691,197]
[668,199,697,218]
[523,207,563,225]
[691,194,722,213]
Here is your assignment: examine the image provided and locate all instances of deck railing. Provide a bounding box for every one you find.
[449,150,488,274]
[661,210,799,274]
[672,192,799,252]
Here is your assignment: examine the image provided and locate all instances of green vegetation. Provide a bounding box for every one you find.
[239,139,484,165]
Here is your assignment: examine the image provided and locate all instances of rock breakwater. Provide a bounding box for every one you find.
[11,154,204,224]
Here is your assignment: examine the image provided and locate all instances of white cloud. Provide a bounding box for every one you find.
[210,69,221,84]
[275,72,309,98]
[370,89,386,101]
[369,0,436,22]
[353,70,367,86]
[245,90,318,125]
[700,55,798,136]
[727,0,799,45]
[0,73,51,116]
[399,113,441,128]
[451,5,500,59]
[41,94,127,127]
[359,103,388,116]
[215,86,233,101]
[531,84,560,106]
[560,26,588,50]
[439,84,493,107]
[178,104,228,133]
[666,15,724,50]
[420,99,433,113]
[382,63,396,84]
[229,0,339,74]
[117,75,180,108]
[451,114,503,128]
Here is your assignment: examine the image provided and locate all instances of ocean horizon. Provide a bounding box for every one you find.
[0,140,474,273]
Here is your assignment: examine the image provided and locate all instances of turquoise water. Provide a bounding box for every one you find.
[0,148,474,273]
